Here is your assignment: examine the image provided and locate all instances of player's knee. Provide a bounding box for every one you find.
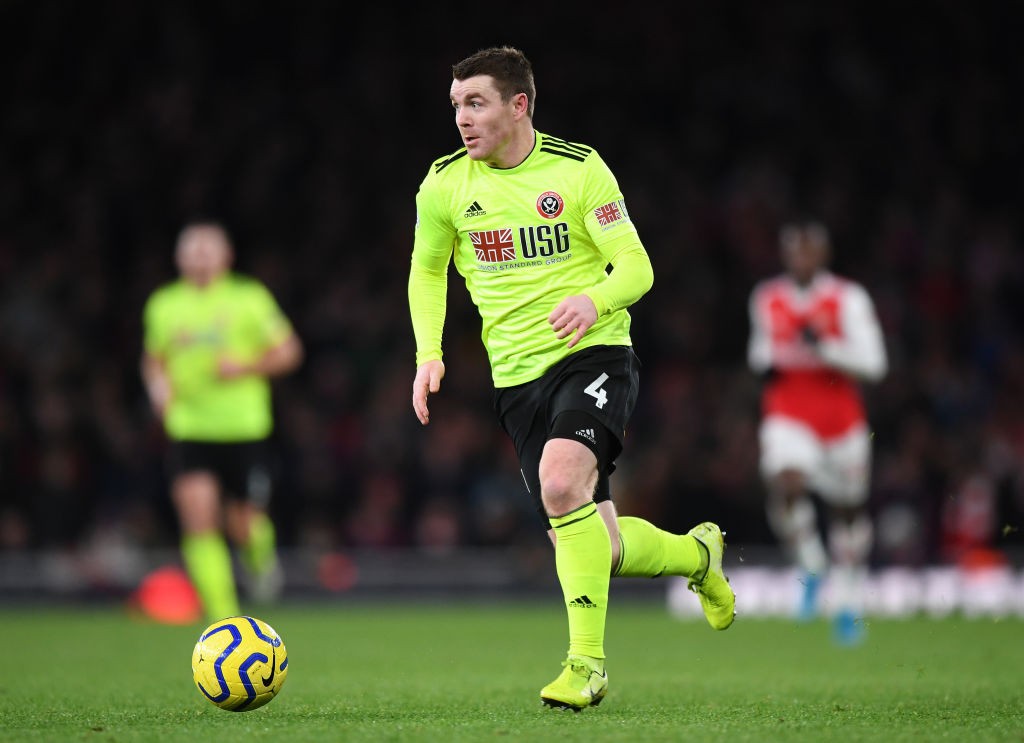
[174,485,220,533]
[540,472,584,516]
[774,469,807,500]
[179,510,220,535]
[830,504,863,524]
[224,511,251,545]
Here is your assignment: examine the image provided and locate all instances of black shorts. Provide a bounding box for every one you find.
[166,440,274,508]
[493,345,640,526]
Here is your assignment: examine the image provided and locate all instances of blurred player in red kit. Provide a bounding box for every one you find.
[747,220,888,644]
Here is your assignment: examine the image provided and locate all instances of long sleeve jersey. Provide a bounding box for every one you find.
[409,131,653,387]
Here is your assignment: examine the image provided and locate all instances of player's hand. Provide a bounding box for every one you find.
[548,294,598,349]
[800,325,820,347]
[412,360,445,425]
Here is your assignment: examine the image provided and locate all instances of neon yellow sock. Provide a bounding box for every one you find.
[549,501,610,660]
[181,531,239,620]
[613,516,706,579]
[241,512,277,575]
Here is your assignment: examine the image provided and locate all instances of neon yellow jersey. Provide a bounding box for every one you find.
[411,131,645,387]
[142,273,293,442]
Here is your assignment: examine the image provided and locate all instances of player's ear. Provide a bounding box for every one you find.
[514,92,530,118]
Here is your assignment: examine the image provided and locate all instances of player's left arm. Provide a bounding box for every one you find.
[816,283,888,382]
[241,332,304,379]
[582,237,654,316]
[218,285,304,380]
[550,235,653,348]
[549,154,653,347]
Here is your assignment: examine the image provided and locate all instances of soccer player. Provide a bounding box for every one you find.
[408,46,735,711]
[142,221,303,620]
[747,220,888,644]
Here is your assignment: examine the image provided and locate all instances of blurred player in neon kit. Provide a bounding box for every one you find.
[142,221,303,619]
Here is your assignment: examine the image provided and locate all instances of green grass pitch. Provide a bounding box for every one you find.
[1,599,1022,742]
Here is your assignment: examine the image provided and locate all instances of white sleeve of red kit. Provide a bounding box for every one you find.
[817,282,888,382]
[747,285,773,373]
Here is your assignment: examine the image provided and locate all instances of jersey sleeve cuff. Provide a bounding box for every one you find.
[582,290,608,317]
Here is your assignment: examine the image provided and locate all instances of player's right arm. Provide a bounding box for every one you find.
[409,171,456,424]
[141,351,172,419]
[141,289,172,419]
[411,359,445,426]
[747,284,774,375]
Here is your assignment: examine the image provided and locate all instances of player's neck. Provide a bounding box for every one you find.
[487,127,535,169]
[188,271,228,289]
[792,269,822,288]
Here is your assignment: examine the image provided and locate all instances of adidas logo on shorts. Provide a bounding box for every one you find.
[575,428,596,444]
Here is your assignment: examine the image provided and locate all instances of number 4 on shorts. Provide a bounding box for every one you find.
[585,372,609,409]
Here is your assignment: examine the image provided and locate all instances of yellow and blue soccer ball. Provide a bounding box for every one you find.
[191,616,289,711]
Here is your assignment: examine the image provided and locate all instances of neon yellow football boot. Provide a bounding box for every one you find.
[540,655,608,711]
[687,522,736,630]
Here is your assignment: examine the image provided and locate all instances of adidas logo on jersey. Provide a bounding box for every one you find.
[568,595,598,609]
[463,201,487,218]
[576,428,596,444]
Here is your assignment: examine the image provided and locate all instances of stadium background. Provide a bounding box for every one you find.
[1,2,1022,598]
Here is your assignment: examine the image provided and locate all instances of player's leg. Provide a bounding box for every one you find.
[502,347,646,709]
[826,505,872,644]
[494,378,607,709]
[226,501,283,604]
[224,442,283,603]
[171,443,239,620]
[608,501,733,629]
[539,435,610,710]
[610,506,704,580]
[607,479,710,583]
[821,426,874,645]
[760,417,828,619]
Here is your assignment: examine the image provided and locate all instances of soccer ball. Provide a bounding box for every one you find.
[191,615,289,711]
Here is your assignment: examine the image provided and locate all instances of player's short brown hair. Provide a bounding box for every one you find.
[453,46,536,118]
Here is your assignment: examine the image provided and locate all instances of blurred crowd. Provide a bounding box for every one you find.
[1,2,1022,569]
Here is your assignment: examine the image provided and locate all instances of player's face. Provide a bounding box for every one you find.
[450,75,520,165]
[175,227,233,286]
[781,227,828,284]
